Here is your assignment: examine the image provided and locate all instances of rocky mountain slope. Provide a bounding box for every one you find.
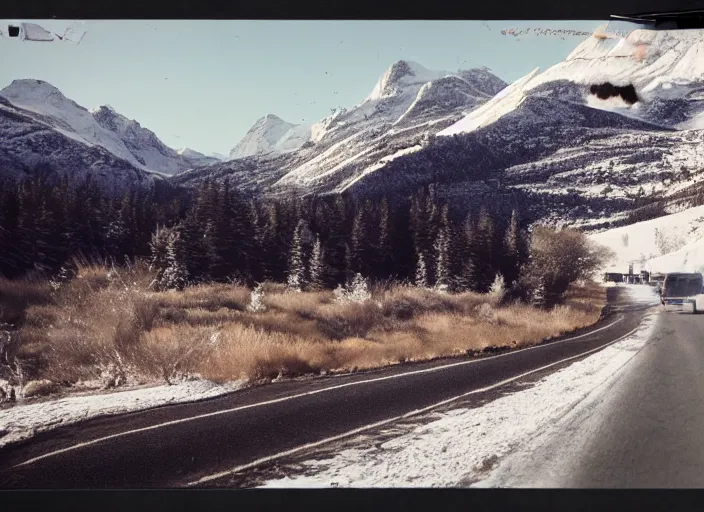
[0,79,218,190]
[0,94,159,195]
[175,60,508,194]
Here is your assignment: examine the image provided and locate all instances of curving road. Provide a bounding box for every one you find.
[0,286,651,488]
[485,303,704,488]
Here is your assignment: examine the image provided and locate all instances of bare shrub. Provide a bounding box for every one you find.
[140,326,222,384]
[378,286,463,320]
[520,227,614,308]
[198,325,322,382]
[313,301,385,340]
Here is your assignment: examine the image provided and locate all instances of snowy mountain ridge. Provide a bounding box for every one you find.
[226,60,507,167]
[440,28,704,138]
[0,79,218,176]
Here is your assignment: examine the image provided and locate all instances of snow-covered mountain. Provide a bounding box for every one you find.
[6,28,704,233]
[0,93,161,195]
[229,114,312,160]
[91,104,220,173]
[440,28,704,136]
[175,147,222,167]
[0,79,216,180]
[180,61,507,194]
[178,30,704,230]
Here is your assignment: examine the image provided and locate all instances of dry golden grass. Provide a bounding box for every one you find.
[150,283,251,312]
[3,263,606,390]
[0,276,53,325]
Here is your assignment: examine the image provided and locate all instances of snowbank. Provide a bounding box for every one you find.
[259,290,658,488]
[0,379,245,448]
[589,205,704,274]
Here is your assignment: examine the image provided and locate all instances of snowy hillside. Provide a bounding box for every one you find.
[645,237,704,274]
[440,29,704,137]
[0,79,215,177]
[590,205,704,274]
[174,147,221,167]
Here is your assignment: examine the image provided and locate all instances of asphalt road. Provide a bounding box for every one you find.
[531,307,704,488]
[0,286,650,489]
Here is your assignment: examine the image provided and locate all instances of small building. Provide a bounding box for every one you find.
[604,272,624,283]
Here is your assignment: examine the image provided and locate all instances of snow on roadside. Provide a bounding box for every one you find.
[0,379,245,448]
[259,293,658,488]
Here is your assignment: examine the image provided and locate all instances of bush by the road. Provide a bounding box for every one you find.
[518,227,615,308]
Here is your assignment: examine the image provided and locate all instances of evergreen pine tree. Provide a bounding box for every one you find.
[434,230,450,292]
[309,235,326,291]
[344,242,354,285]
[456,214,478,292]
[287,219,313,291]
[149,225,188,291]
[473,206,496,293]
[375,197,393,280]
[503,208,524,288]
[350,203,370,277]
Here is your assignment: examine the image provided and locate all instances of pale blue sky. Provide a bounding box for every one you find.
[0,20,608,155]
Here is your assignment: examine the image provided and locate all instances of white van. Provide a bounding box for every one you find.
[661,273,704,313]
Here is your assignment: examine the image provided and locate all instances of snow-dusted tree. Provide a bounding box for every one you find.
[434,224,451,292]
[350,203,371,277]
[247,283,266,312]
[489,273,506,302]
[287,219,313,291]
[415,250,428,289]
[309,235,325,291]
[105,217,129,262]
[334,273,371,303]
[531,279,547,308]
[150,225,188,291]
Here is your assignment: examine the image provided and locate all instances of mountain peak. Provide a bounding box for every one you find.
[91,104,118,114]
[366,60,448,101]
[1,79,70,105]
[255,113,291,127]
[230,115,303,159]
